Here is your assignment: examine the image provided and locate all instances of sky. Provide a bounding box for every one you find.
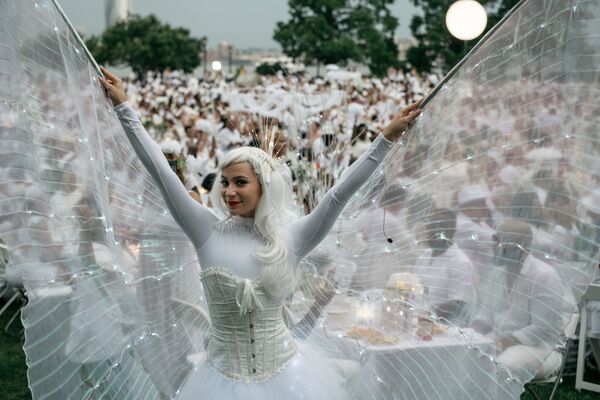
[58,0,420,49]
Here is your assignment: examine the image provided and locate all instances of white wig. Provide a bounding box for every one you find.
[210,146,298,297]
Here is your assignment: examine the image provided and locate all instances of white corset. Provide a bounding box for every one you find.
[200,267,298,383]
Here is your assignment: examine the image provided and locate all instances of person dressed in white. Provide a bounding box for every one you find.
[354,184,412,290]
[217,117,244,152]
[99,67,422,399]
[345,97,366,135]
[454,186,495,283]
[472,219,564,380]
[416,208,476,323]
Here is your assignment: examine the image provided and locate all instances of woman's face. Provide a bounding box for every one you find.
[220,162,262,218]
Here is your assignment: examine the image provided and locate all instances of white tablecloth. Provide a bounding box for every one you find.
[325,327,500,400]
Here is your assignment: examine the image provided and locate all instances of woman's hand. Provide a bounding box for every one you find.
[382,99,423,141]
[99,67,128,106]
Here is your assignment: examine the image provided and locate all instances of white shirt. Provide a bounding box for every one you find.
[345,102,365,131]
[473,255,564,348]
[218,127,243,151]
[116,102,392,280]
[455,213,495,282]
[416,243,476,307]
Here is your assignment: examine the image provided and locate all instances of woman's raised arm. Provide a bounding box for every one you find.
[287,100,422,259]
[100,68,217,246]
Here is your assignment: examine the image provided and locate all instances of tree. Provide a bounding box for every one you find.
[86,15,204,77]
[346,0,400,76]
[255,62,288,76]
[407,0,521,73]
[274,0,400,77]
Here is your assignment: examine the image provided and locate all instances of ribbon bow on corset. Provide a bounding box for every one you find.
[235,279,264,316]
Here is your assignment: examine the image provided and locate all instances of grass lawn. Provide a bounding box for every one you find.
[0,300,30,400]
[0,300,598,399]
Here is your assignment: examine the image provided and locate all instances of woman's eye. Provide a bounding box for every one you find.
[236,180,247,186]
[221,181,228,187]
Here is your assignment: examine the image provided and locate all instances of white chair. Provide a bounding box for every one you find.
[525,312,579,400]
[576,284,600,394]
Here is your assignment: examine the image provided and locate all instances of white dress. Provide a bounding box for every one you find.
[116,102,392,399]
[174,265,345,399]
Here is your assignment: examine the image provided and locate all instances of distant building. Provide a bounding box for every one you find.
[105,0,132,28]
[396,37,417,62]
[235,48,284,65]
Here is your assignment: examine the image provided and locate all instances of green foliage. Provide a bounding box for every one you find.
[255,62,288,76]
[407,0,521,72]
[0,300,598,399]
[0,303,29,400]
[85,15,204,77]
[274,0,400,77]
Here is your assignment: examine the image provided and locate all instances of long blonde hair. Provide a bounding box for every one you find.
[210,147,297,297]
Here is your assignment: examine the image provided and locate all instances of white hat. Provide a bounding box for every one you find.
[524,147,562,162]
[487,149,502,164]
[160,139,183,155]
[194,119,217,136]
[498,165,522,186]
[581,189,600,214]
[458,185,490,205]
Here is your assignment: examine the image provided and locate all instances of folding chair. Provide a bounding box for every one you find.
[525,312,579,400]
[576,284,600,394]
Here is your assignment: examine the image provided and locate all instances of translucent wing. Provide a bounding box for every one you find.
[2,0,600,399]
[299,0,600,398]
[0,1,207,398]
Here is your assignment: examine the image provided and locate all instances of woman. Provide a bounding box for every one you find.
[99,67,421,399]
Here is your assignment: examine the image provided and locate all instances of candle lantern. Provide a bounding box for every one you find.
[356,300,378,326]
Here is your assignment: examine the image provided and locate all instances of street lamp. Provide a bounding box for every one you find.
[228,45,233,75]
[445,0,487,41]
[200,37,208,76]
[220,41,234,75]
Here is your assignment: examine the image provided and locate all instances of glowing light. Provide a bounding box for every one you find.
[445,0,487,41]
[211,61,222,71]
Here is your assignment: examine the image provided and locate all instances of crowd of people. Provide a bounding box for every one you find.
[122,67,438,209]
[118,67,600,380]
[3,0,600,397]
[2,62,600,395]
[343,77,600,380]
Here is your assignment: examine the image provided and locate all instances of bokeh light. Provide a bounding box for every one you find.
[445,0,488,41]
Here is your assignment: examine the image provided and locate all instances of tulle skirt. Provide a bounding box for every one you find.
[174,341,347,400]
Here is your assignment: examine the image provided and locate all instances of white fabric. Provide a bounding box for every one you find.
[218,127,244,151]
[497,345,553,379]
[197,267,297,382]
[498,165,522,188]
[116,102,391,396]
[175,340,344,399]
[345,102,366,131]
[416,243,476,307]
[457,185,490,205]
[455,213,495,281]
[586,276,600,338]
[582,189,600,214]
[474,255,564,348]
[587,300,600,338]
